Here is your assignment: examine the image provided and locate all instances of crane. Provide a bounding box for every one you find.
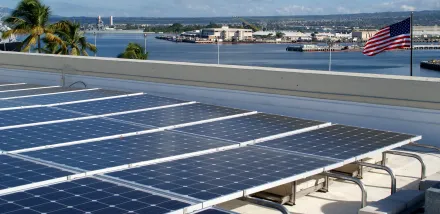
[232,16,260,32]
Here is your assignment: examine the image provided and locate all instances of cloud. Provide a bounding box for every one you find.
[337,6,361,14]
[276,5,323,15]
[2,0,440,17]
[401,5,416,11]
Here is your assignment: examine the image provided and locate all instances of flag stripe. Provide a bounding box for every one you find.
[363,18,411,56]
[364,35,410,51]
[364,44,411,56]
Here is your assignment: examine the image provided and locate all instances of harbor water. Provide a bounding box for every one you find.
[87,33,440,78]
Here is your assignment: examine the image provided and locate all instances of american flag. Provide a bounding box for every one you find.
[363,18,411,56]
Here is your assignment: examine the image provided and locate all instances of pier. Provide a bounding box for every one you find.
[287,44,440,52]
[286,44,358,52]
[409,45,440,50]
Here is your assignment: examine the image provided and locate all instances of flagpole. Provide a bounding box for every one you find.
[410,12,414,76]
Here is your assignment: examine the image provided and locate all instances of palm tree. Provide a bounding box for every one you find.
[46,21,96,56]
[117,43,148,60]
[1,0,61,53]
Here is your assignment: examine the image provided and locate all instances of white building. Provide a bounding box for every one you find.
[110,16,114,26]
[414,26,440,37]
[201,26,253,41]
[352,30,378,41]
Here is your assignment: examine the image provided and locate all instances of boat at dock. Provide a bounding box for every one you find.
[286,44,360,52]
[421,60,440,71]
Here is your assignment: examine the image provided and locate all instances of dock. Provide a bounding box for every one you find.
[287,44,440,52]
[286,44,359,52]
[408,44,440,50]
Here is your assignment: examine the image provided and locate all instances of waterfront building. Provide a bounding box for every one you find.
[414,25,440,37]
[352,29,379,41]
[201,26,253,41]
[110,16,114,26]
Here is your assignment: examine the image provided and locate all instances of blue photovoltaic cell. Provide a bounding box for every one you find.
[0,108,83,128]
[0,177,191,214]
[10,89,129,105]
[0,100,26,109]
[0,155,72,190]
[0,87,85,99]
[0,118,148,152]
[58,94,186,115]
[257,125,418,161]
[177,113,326,143]
[110,103,249,127]
[0,84,44,92]
[106,146,337,201]
[24,131,234,171]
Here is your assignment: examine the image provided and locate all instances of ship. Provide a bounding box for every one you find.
[0,12,21,52]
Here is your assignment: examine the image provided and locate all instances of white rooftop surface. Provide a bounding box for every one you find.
[218,145,440,214]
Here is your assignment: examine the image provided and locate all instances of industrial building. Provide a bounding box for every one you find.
[352,30,379,41]
[414,25,440,37]
[201,26,253,41]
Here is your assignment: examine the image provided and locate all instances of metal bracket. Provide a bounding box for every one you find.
[322,171,367,208]
[356,161,397,194]
[242,196,290,214]
[382,151,426,180]
[287,181,297,206]
[319,175,329,193]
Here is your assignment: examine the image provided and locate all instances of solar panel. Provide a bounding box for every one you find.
[57,94,188,115]
[0,87,84,99]
[110,103,250,128]
[105,146,338,203]
[0,100,26,109]
[177,113,328,143]
[0,108,83,128]
[9,89,129,105]
[257,124,420,162]
[0,177,192,214]
[23,131,235,171]
[0,118,148,153]
[0,84,44,92]
[0,155,72,191]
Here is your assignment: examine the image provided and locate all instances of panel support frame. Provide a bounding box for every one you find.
[356,161,397,194]
[382,150,426,180]
[322,171,367,208]
[242,196,290,214]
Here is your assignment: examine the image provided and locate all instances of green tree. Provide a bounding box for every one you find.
[170,23,183,33]
[276,32,285,39]
[2,0,62,53]
[206,22,222,28]
[43,21,96,56]
[117,43,148,60]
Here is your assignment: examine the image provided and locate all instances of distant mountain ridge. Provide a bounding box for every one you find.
[0,7,13,14]
[48,10,440,28]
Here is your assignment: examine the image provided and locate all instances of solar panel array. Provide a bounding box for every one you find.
[0,87,84,99]
[0,84,44,92]
[0,177,192,214]
[0,82,421,214]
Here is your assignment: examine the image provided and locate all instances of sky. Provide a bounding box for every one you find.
[1,0,440,17]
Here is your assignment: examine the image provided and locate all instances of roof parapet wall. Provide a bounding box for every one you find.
[1,51,440,110]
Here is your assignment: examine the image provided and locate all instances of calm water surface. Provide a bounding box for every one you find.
[87,33,440,77]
